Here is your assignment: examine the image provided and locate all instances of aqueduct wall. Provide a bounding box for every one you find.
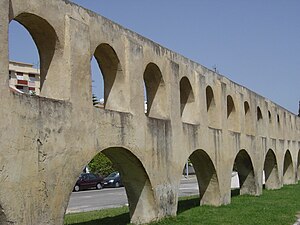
[0,0,300,224]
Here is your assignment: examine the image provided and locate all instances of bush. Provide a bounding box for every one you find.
[88,152,115,177]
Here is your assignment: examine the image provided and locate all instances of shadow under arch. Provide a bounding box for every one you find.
[227,95,238,131]
[184,149,221,207]
[10,12,58,91]
[233,149,257,195]
[263,149,280,189]
[143,62,167,119]
[101,147,158,224]
[283,150,295,185]
[244,101,252,134]
[206,85,218,128]
[93,43,126,112]
[179,76,196,124]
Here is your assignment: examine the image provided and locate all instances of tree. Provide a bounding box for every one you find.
[88,152,115,176]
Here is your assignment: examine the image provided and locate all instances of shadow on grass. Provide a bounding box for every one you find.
[231,188,240,197]
[177,189,242,215]
[177,196,199,214]
[70,212,130,225]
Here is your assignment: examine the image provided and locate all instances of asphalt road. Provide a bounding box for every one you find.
[66,176,199,214]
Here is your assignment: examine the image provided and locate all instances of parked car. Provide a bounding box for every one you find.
[103,171,123,188]
[73,173,104,192]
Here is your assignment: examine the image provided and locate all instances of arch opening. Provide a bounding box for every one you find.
[180,150,220,209]
[227,95,235,118]
[67,147,157,225]
[244,101,250,115]
[257,106,263,121]
[9,13,58,96]
[227,95,238,131]
[268,111,272,123]
[206,86,218,128]
[263,149,280,189]
[283,150,295,185]
[93,43,126,111]
[143,63,167,118]
[206,86,214,112]
[232,150,257,196]
[244,101,251,134]
[179,77,196,123]
[91,56,104,108]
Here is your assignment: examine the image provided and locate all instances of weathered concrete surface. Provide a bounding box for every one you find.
[0,0,299,224]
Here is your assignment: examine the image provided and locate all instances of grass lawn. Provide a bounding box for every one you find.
[64,182,300,225]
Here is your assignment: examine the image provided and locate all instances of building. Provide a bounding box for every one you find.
[9,61,40,95]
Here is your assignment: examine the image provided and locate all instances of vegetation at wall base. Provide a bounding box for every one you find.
[64,182,300,225]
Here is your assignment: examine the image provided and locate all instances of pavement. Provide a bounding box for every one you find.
[67,175,199,214]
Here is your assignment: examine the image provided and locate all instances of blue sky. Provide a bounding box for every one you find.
[9,1,300,114]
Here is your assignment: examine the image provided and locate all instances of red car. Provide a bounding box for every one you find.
[73,173,104,192]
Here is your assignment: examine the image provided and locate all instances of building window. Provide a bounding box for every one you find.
[17,80,28,85]
[16,72,24,80]
[28,81,35,87]
[29,74,36,81]
[16,85,24,90]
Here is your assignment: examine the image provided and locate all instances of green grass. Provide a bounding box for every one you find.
[64,207,130,225]
[64,182,300,225]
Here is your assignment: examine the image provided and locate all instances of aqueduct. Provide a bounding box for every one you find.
[1,0,300,224]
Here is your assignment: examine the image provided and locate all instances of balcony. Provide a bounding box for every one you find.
[28,81,35,87]
[17,80,28,86]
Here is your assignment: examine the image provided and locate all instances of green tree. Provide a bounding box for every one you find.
[88,152,115,176]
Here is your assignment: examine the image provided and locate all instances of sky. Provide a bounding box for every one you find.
[9,1,300,114]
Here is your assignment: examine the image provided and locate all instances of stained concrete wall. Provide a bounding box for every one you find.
[0,0,299,224]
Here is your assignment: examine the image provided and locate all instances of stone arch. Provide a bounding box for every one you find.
[68,147,157,224]
[143,63,167,119]
[263,149,280,189]
[206,85,218,127]
[179,76,196,123]
[232,150,256,195]
[102,147,157,224]
[268,110,272,123]
[227,95,237,131]
[227,95,235,118]
[257,106,263,121]
[93,43,126,112]
[244,101,251,134]
[283,150,295,185]
[10,12,59,96]
[206,86,215,111]
[188,149,221,206]
[244,101,250,115]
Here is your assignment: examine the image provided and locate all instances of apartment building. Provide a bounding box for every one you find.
[9,61,40,95]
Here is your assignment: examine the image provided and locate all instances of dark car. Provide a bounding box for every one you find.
[73,173,104,192]
[103,171,123,188]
